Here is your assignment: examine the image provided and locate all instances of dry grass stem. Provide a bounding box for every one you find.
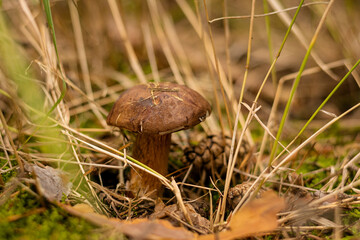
[107,0,146,83]
[268,0,338,80]
[68,0,106,128]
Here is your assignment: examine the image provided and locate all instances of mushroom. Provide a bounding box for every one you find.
[106,82,211,197]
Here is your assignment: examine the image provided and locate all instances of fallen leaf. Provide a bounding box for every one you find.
[121,218,196,240]
[59,203,196,240]
[199,191,285,240]
[25,164,72,201]
[59,191,284,240]
[72,203,97,214]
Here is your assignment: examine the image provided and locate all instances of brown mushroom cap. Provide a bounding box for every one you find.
[106,82,211,134]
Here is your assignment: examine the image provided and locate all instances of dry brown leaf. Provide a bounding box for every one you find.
[120,218,195,240]
[59,203,196,240]
[25,164,72,201]
[60,191,284,240]
[199,191,285,240]
[72,203,98,214]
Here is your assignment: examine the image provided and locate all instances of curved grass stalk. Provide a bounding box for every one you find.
[219,0,257,223]
[221,0,305,222]
[269,0,336,164]
[265,59,360,167]
[41,0,67,114]
[263,0,278,87]
[233,102,360,215]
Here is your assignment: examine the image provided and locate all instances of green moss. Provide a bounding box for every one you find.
[349,208,360,218]
[316,155,337,168]
[295,153,346,189]
[0,191,100,240]
[296,160,317,174]
[0,159,17,183]
[249,121,265,140]
[342,208,360,238]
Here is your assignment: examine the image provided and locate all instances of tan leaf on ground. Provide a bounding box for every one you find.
[120,218,196,240]
[60,203,196,240]
[199,191,285,240]
[61,191,284,240]
[25,164,72,201]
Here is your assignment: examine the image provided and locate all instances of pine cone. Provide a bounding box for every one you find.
[182,135,250,178]
[227,182,266,210]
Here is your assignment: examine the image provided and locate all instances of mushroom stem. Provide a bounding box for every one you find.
[131,133,171,197]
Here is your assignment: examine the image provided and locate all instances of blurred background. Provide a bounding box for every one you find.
[2,0,360,135]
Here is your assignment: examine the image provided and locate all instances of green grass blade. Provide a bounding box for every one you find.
[295,59,360,139]
[41,0,67,114]
[263,0,277,87]
[269,0,336,164]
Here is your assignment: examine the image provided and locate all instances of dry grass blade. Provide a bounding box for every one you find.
[67,0,107,128]
[107,0,146,83]
[141,21,160,83]
[233,102,360,215]
[60,129,173,190]
[257,59,347,170]
[0,111,24,173]
[147,0,184,85]
[242,102,289,154]
[202,0,233,134]
[209,1,330,23]
[176,0,253,144]
[267,0,338,80]
[171,179,194,226]
[220,0,257,222]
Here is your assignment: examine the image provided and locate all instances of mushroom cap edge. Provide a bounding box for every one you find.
[106,82,211,134]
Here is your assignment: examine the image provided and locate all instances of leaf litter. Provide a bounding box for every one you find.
[59,190,285,240]
[25,163,72,202]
